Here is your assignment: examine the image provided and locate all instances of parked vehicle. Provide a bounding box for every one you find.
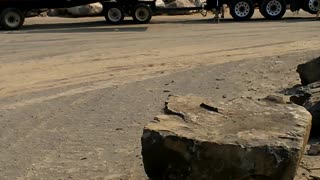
[0,0,104,30]
[0,0,318,30]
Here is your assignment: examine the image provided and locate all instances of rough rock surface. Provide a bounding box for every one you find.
[141,95,311,180]
[297,56,320,85]
[285,81,320,136]
[304,92,320,136]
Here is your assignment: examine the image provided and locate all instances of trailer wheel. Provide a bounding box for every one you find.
[0,8,25,30]
[132,3,152,24]
[260,0,286,19]
[105,5,124,24]
[230,0,255,21]
[302,0,319,14]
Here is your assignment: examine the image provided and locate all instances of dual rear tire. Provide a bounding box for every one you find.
[230,0,255,21]
[0,8,25,30]
[259,0,286,20]
[104,3,152,24]
[229,0,286,21]
[302,0,319,14]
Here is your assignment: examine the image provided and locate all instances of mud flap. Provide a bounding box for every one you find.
[290,0,303,11]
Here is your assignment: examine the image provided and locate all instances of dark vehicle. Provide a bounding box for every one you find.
[94,0,319,25]
[0,0,318,30]
[0,0,103,29]
[0,0,157,30]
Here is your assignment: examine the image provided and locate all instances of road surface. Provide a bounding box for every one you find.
[0,11,320,179]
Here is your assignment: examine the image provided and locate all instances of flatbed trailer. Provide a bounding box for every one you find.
[0,0,318,30]
[102,0,319,24]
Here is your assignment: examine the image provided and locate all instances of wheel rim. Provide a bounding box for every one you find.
[308,0,319,11]
[135,7,149,21]
[4,11,21,28]
[266,0,282,16]
[108,8,122,22]
[234,2,251,17]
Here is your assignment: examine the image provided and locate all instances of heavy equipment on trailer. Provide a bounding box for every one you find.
[102,0,319,23]
[0,0,318,30]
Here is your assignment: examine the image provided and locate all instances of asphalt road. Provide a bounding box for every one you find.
[0,11,320,179]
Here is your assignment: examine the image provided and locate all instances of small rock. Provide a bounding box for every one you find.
[80,157,87,160]
[308,144,320,156]
[163,90,171,93]
[297,56,320,85]
[116,128,123,131]
[216,78,225,81]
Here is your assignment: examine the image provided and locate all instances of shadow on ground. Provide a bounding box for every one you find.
[2,20,148,34]
[152,16,318,24]
[1,16,318,34]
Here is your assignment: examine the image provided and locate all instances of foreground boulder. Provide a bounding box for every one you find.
[285,81,320,136]
[141,95,311,180]
[297,56,320,85]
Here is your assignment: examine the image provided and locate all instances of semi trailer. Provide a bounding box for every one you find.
[0,0,318,30]
[88,0,319,24]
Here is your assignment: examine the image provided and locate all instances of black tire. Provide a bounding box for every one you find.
[302,0,319,14]
[0,8,25,30]
[230,0,255,21]
[260,0,286,20]
[132,3,152,24]
[104,5,124,24]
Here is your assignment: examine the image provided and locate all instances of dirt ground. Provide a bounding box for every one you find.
[0,10,320,179]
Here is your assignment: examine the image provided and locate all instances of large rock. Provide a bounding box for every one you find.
[285,81,320,136]
[297,56,320,85]
[303,91,320,136]
[47,3,103,17]
[164,0,195,8]
[141,95,311,180]
[156,0,166,7]
[67,3,103,17]
[163,0,198,15]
